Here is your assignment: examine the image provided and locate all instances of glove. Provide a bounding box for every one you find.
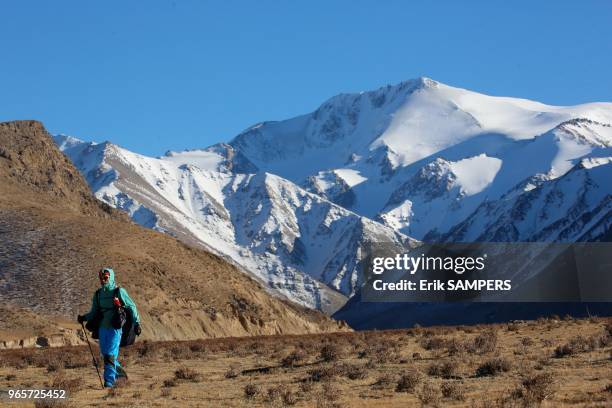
[77,314,86,324]
[134,323,142,336]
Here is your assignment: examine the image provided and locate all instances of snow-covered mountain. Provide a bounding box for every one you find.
[218,78,612,240]
[55,77,612,318]
[440,126,612,243]
[54,135,408,312]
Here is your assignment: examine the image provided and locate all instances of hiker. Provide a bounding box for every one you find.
[78,267,142,388]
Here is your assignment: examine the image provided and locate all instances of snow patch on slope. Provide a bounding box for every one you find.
[334,169,367,188]
[448,154,502,196]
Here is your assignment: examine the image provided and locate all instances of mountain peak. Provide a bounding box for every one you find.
[411,76,439,88]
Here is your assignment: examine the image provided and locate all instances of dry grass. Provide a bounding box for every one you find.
[395,370,422,393]
[427,360,460,379]
[319,343,342,362]
[244,382,261,399]
[281,349,307,367]
[174,366,201,382]
[441,381,466,401]
[506,372,557,406]
[475,357,512,377]
[1,317,610,407]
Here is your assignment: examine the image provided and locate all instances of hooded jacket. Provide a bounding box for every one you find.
[83,268,140,329]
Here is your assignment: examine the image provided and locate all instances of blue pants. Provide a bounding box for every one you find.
[99,327,123,387]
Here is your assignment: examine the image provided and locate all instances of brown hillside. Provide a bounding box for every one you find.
[0,120,348,348]
[0,121,123,218]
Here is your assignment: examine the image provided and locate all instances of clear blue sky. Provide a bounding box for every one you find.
[1,1,611,156]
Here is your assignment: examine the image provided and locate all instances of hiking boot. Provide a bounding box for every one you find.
[116,365,129,380]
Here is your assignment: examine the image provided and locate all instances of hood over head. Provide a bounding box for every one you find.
[99,267,116,291]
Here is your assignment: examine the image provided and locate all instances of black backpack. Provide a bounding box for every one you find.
[85,287,136,347]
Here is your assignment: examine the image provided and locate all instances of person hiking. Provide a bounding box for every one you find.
[77,267,142,388]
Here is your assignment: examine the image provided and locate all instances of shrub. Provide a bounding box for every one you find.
[320,344,341,362]
[418,382,441,406]
[553,335,595,358]
[533,356,550,371]
[420,336,446,351]
[541,338,554,347]
[163,378,177,387]
[510,372,556,405]
[322,382,341,402]
[139,340,162,361]
[299,379,315,393]
[446,338,466,356]
[281,388,298,405]
[308,365,340,382]
[553,344,574,358]
[52,374,82,395]
[369,344,399,364]
[441,381,465,400]
[395,370,422,393]
[596,326,611,347]
[476,357,511,377]
[46,358,63,373]
[174,366,201,382]
[35,375,82,408]
[427,360,459,379]
[281,349,307,367]
[265,385,282,403]
[244,383,260,399]
[189,343,206,353]
[63,354,89,369]
[373,373,396,389]
[343,363,368,380]
[168,345,194,360]
[469,331,497,354]
[224,366,239,379]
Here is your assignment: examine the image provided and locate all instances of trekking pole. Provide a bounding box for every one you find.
[81,321,104,389]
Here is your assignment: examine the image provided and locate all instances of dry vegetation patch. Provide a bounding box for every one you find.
[1,317,610,407]
[395,370,422,393]
[475,357,512,377]
[174,366,201,382]
[427,360,460,379]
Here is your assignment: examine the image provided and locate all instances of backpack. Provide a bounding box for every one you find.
[85,287,137,347]
[114,287,137,348]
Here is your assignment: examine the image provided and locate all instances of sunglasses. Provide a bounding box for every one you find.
[99,272,110,281]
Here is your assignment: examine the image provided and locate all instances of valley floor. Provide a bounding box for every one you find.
[1,317,610,407]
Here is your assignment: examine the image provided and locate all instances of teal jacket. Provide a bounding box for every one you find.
[83,268,140,329]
